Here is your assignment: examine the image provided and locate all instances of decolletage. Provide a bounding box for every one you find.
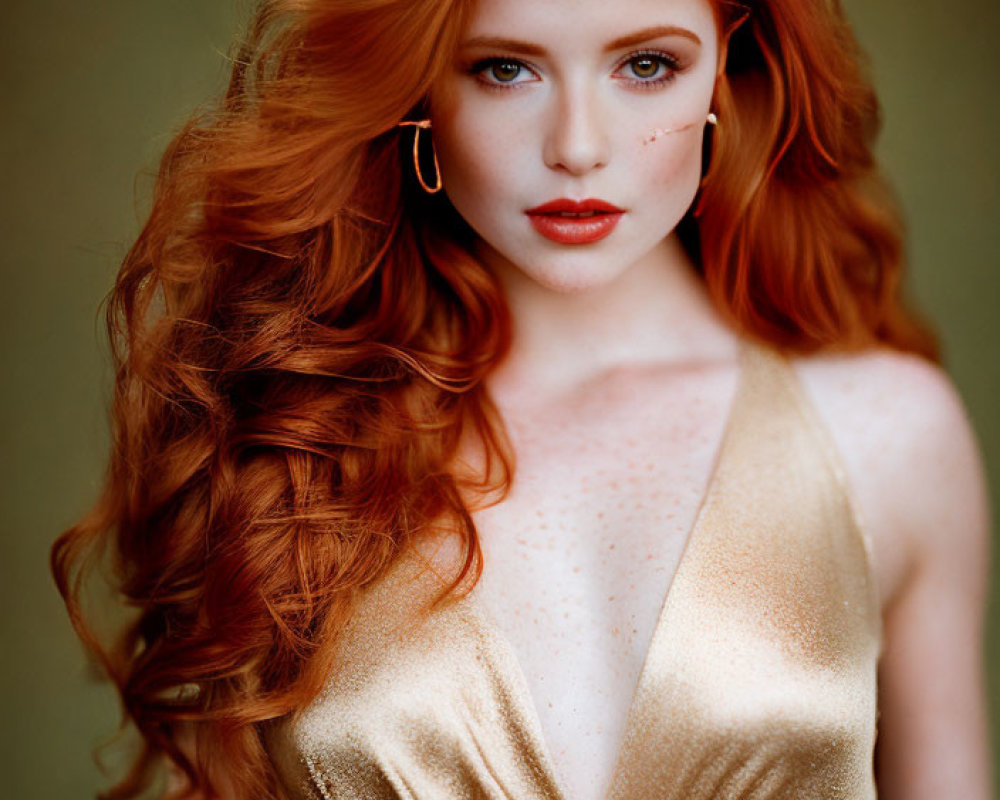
[264,338,884,800]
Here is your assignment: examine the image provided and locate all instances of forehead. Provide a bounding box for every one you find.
[460,0,720,50]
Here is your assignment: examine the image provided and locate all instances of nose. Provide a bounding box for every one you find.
[542,80,609,176]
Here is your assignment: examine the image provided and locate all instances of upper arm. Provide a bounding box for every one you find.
[793,348,994,799]
[869,357,993,799]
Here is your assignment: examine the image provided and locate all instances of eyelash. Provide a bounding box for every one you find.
[468,49,682,92]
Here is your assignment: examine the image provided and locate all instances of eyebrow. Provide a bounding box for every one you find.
[459,25,703,55]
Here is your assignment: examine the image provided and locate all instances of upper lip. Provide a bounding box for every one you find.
[525,197,625,215]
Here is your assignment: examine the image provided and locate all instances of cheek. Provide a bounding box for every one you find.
[438,133,500,197]
[639,132,706,212]
[434,107,529,221]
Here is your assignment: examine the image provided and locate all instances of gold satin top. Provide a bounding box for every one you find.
[265,338,884,799]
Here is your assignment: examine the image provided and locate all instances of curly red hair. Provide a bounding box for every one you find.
[51,0,938,797]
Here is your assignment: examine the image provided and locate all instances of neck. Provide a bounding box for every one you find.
[481,233,739,401]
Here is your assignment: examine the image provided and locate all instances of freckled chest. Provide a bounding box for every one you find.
[456,360,742,797]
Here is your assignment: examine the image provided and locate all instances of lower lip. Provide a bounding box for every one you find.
[526,212,624,244]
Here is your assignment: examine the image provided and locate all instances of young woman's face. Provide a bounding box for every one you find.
[428,0,721,293]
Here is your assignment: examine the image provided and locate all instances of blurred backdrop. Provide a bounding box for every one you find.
[1,0,997,796]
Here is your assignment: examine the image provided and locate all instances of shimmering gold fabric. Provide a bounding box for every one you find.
[265,339,883,799]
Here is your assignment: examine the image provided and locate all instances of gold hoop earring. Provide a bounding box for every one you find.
[396,119,442,194]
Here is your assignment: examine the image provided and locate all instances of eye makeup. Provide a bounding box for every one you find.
[465,49,685,93]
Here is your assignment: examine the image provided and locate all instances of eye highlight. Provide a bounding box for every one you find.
[468,57,539,90]
[617,50,681,88]
[466,49,683,92]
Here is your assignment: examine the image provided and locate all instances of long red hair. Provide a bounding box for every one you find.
[51,0,938,797]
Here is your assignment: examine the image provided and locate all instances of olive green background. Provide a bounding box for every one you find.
[1,0,996,796]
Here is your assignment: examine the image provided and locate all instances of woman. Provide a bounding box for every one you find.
[52,0,992,798]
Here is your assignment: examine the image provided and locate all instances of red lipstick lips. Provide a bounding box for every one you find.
[525,197,625,245]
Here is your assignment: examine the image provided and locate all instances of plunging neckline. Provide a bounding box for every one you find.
[272,334,883,800]
[461,336,753,800]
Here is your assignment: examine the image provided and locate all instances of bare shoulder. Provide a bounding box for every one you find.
[784,345,995,797]
[784,345,991,609]
[781,344,993,797]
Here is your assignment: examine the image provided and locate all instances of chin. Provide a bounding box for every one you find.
[520,261,627,294]
[472,226,659,295]
[484,240,634,294]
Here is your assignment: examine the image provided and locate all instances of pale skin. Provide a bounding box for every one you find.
[421,0,994,798]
